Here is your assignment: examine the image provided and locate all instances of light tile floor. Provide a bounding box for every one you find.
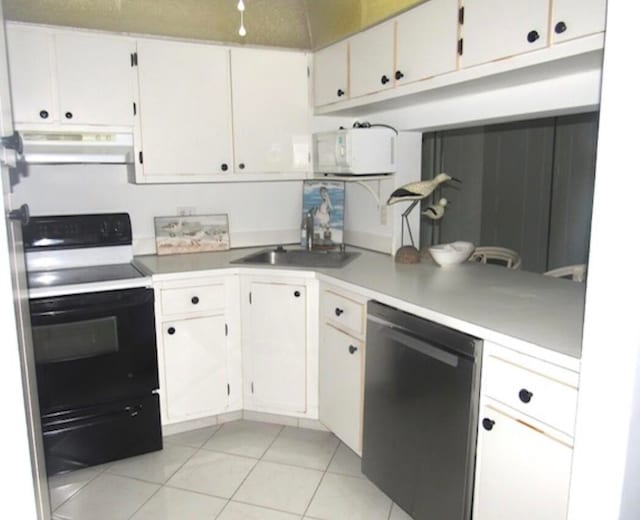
[49,420,413,520]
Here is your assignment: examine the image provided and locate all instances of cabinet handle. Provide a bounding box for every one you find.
[167,327,176,335]
[395,70,404,81]
[348,345,358,354]
[381,75,390,85]
[337,88,345,97]
[221,163,228,171]
[334,307,344,316]
[191,296,199,305]
[39,110,49,119]
[294,290,301,298]
[518,388,533,403]
[527,30,540,43]
[482,418,495,431]
[238,163,245,170]
[65,111,73,119]
[554,21,567,34]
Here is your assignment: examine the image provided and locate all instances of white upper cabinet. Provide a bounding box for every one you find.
[349,21,395,98]
[136,39,232,178]
[551,0,607,43]
[313,41,349,107]
[6,24,135,127]
[231,48,311,174]
[457,0,549,68]
[54,32,135,126]
[395,0,459,85]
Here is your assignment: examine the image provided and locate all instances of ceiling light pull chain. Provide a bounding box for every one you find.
[237,0,247,37]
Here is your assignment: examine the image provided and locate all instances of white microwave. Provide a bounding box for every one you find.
[313,127,397,175]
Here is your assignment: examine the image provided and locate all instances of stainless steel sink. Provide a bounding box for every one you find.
[232,247,360,268]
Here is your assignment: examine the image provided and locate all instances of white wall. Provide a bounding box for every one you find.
[11,164,304,254]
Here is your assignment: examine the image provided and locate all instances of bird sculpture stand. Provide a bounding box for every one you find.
[387,173,460,263]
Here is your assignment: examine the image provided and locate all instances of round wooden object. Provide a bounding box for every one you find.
[394,246,421,264]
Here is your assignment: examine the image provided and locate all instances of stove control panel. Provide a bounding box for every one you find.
[23,213,133,251]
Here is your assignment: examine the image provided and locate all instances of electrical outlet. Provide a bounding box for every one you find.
[177,206,196,216]
[380,205,388,225]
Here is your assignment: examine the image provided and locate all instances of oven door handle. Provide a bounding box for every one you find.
[42,404,144,434]
[384,327,459,368]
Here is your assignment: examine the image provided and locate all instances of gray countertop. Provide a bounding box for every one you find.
[134,246,584,370]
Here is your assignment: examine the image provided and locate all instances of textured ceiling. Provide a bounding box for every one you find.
[2,0,427,49]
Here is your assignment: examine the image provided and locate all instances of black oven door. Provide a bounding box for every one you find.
[30,287,158,414]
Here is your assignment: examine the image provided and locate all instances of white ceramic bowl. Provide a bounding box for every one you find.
[428,241,474,267]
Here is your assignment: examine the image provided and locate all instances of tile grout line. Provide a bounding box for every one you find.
[301,439,341,518]
[50,460,113,513]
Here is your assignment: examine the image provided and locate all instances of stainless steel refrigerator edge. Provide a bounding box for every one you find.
[362,301,482,520]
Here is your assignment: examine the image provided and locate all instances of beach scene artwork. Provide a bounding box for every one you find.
[301,180,345,250]
[155,214,230,255]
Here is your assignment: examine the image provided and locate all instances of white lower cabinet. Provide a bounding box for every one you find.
[474,400,573,520]
[241,276,316,415]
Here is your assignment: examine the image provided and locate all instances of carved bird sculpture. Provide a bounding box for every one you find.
[387,173,460,248]
[422,197,448,220]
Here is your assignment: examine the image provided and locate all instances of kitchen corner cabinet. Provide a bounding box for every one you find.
[551,0,607,44]
[395,0,458,86]
[154,276,241,425]
[6,24,136,127]
[241,276,313,415]
[473,341,578,520]
[313,41,349,107]
[459,0,550,69]
[349,21,395,99]
[135,39,233,179]
[230,48,311,174]
[319,286,367,455]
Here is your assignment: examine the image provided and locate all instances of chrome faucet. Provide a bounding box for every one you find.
[305,211,314,251]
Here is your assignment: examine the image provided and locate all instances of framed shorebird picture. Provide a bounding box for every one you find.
[301,180,345,250]
[154,214,230,255]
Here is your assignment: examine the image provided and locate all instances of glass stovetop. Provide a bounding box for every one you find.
[28,263,145,289]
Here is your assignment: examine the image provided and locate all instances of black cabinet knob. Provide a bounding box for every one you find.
[482,418,495,431]
[191,296,199,305]
[335,307,344,316]
[555,21,567,34]
[65,111,73,119]
[238,163,245,170]
[518,388,533,403]
[381,75,390,85]
[348,345,358,354]
[527,30,540,43]
[337,88,345,97]
[39,110,49,119]
[395,70,404,80]
[294,290,301,298]
[221,163,228,171]
[167,327,176,335]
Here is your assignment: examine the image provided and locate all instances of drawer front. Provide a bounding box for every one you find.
[322,290,365,337]
[483,355,578,436]
[161,283,225,316]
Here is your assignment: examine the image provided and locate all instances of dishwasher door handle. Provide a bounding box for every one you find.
[384,327,459,368]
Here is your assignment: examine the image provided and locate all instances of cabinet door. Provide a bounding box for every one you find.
[55,32,135,126]
[349,21,395,98]
[231,48,310,174]
[395,0,458,85]
[319,324,363,454]
[474,404,572,520]
[246,281,307,413]
[313,41,349,106]
[137,39,233,177]
[6,25,56,125]
[162,315,229,423]
[551,0,607,43]
[460,0,549,69]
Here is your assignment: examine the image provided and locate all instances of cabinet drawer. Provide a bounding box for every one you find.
[161,283,225,316]
[483,355,578,436]
[322,290,365,337]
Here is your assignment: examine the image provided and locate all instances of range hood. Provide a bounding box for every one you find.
[19,131,135,164]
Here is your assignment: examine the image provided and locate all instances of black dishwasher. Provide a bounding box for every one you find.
[362,301,482,520]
